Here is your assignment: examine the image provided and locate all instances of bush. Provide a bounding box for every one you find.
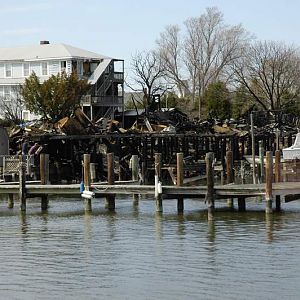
[203,81,231,119]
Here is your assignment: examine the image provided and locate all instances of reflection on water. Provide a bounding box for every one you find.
[19,211,29,235]
[265,213,274,243]
[0,197,299,299]
[207,220,216,244]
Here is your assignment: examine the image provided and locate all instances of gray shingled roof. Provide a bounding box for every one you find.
[0,43,112,61]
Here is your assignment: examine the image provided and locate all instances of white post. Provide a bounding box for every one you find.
[250,112,256,184]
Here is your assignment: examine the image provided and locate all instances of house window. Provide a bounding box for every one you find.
[42,62,48,76]
[5,64,12,77]
[77,61,83,75]
[23,63,30,76]
[4,86,10,100]
[0,86,3,98]
[72,61,77,74]
[61,61,67,72]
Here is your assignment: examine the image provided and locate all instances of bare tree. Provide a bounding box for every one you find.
[157,25,189,98]
[157,7,251,118]
[232,40,300,111]
[127,50,169,106]
[184,7,250,117]
[0,86,24,124]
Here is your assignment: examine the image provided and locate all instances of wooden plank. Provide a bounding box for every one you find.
[2,181,300,200]
[183,175,206,184]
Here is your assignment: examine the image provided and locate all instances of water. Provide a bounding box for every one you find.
[0,196,300,300]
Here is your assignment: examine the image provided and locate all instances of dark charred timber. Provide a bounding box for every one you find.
[8,130,295,186]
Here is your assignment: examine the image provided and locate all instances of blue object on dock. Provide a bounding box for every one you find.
[80,181,85,193]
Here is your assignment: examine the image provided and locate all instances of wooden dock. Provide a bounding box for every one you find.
[0,181,299,211]
[1,150,300,219]
[0,182,299,197]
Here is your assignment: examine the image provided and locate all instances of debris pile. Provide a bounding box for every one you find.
[6,107,300,147]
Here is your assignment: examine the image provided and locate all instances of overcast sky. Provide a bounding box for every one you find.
[0,0,299,74]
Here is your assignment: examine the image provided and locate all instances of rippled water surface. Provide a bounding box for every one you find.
[0,195,300,299]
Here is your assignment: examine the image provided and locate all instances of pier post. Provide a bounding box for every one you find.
[177,153,184,213]
[275,150,281,211]
[107,153,115,211]
[250,112,256,184]
[237,196,246,211]
[40,153,49,211]
[90,163,96,183]
[19,155,26,211]
[240,160,245,184]
[226,151,234,209]
[141,161,146,185]
[265,151,273,214]
[7,194,14,209]
[206,152,215,220]
[155,153,162,212]
[83,154,92,211]
[259,141,265,182]
[131,155,139,206]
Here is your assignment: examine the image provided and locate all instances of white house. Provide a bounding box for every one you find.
[0,41,124,121]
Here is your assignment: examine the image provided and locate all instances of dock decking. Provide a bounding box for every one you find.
[1,150,300,219]
[0,182,299,197]
[0,181,299,199]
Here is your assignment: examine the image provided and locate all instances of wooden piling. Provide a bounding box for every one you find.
[259,141,264,182]
[19,155,26,211]
[265,151,273,214]
[83,154,92,211]
[177,153,184,213]
[106,153,115,211]
[90,163,96,183]
[141,161,146,185]
[237,196,246,211]
[155,153,162,212]
[226,151,234,209]
[7,194,14,209]
[275,150,281,211]
[240,160,245,184]
[206,152,215,220]
[131,155,139,206]
[40,153,49,211]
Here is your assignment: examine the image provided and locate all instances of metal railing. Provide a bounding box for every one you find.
[114,72,124,81]
[91,96,123,106]
[0,155,33,180]
[280,160,300,182]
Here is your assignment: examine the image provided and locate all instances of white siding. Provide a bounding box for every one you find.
[49,61,60,75]
[0,64,4,78]
[30,62,40,76]
[12,63,22,78]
